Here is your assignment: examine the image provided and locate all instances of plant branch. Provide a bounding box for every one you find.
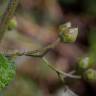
[5,38,60,57]
[42,57,81,79]
[0,0,19,42]
[3,35,81,79]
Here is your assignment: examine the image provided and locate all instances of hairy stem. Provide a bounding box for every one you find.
[0,0,19,42]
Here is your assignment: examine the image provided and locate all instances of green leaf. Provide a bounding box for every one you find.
[0,53,16,91]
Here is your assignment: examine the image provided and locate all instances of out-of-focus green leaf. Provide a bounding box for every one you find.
[89,28,96,61]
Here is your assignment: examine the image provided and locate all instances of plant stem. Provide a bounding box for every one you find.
[5,38,60,57]
[42,57,81,79]
[0,0,19,42]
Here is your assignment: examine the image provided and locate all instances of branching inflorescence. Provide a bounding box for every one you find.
[0,0,95,91]
[4,22,81,81]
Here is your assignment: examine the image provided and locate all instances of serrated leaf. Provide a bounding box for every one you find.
[0,53,16,91]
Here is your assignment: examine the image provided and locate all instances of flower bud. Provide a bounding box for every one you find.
[8,18,17,30]
[78,56,94,70]
[59,22,78,43]
[84,69,96,82]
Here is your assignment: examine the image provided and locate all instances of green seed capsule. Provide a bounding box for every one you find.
[84,69,96,82]
[59,22,78,43]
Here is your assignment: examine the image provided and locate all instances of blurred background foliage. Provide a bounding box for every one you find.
[1,0,96,96]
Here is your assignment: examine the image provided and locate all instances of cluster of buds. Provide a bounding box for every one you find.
[59,22,96,82]
[59,22,78,43]
[77,56,96,82]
